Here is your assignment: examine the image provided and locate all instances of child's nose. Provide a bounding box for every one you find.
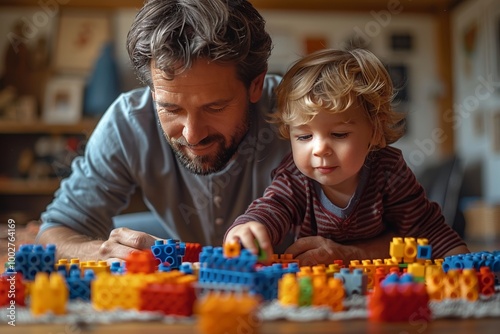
[313,140,332,157]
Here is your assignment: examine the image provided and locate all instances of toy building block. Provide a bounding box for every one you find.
[459,269,479,302]
[403,237,417,263]
[0,272,26,306]
[196,291,260,334]
[253,263,299,301]
[151,239,185,269]
[223,241,241,258]
[444,269,461,299]
[140,281,196,316]
[66,269,95,301]
[477,266,495,296]
[407,263,426,282]
[271,254,300,268]
[389,237,405,263]
[416,238,432,263]
[298,276,313,306]
[184,242,202,263]
[278,273,299,306]
[369,276,431,323]
[426,270,445,301]
[311,276,345,312]
[80,260,110,275]
[334,268,368,297]
[326,263,342,276]
[15,244,56,281]
[30,272,68,316]
[125,250,158,274]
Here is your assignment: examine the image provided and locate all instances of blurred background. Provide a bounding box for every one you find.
[0,0,498,250]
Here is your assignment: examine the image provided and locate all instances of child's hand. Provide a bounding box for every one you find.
[225,222,273,262]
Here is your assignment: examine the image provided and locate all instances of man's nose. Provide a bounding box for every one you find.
[182,113,208,145]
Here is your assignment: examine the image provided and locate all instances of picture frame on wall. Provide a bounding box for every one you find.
[42,77,86,124]
[53,11,111,74]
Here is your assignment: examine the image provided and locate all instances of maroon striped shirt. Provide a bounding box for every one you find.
[231,146,465,258]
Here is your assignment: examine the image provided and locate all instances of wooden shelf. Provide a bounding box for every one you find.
[0,0,465,12]
[0,118,99,135]
[0,178,60,195]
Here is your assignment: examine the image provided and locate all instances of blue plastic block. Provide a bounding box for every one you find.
[417,245,432,260]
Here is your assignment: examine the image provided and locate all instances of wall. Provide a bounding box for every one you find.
[0,6,443,174]
[452,0,500,203]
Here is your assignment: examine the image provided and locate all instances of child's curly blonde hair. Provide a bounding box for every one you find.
[273,48,406,150]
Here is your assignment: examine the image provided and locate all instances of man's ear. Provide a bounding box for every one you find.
[248,71,266,103]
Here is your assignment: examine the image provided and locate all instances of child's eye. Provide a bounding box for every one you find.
[332,132,348,139]
[296,134,312,141]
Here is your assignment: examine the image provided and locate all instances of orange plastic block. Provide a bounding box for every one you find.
[312,276,344,312]
[223,241,241,258]
[125,250,158,274]
[426,270,445,300]
[196,292,260,334]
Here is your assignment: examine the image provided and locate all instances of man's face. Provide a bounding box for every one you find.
[151,60,264,175]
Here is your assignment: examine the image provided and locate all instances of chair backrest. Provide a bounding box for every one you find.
[417,155,466,237]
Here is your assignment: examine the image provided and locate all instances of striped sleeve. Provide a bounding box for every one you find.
[228,154,308,245]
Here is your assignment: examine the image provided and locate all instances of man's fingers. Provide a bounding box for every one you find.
[109,228,157,249]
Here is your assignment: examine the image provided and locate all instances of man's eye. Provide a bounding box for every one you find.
[208,106,226,112]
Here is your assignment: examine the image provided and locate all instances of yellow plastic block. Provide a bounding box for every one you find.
[426,270,445,301]
[407,263,426,278]
[389,237,405,263]
[278,273,299,306]
[31,272,68,316]
[81,260,110,275]
[444,270,461,299]
[460,269,479,301]
[403,237,417,263]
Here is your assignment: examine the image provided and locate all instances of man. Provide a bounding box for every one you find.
[36,0,441,264]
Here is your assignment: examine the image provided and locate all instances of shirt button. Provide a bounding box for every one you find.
[215,218,224,226]
[213,196,222,208]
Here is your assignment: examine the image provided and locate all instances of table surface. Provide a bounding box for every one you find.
[2,318,500,334]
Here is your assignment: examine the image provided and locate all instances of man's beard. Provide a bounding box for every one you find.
[166,119,249,175]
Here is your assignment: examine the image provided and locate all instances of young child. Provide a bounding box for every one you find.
[225,48,469,264]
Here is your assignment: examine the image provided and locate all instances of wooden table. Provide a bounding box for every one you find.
[2,318,500,334]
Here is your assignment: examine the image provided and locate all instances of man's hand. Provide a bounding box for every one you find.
[225,222,273,261]
[98,227,160,260]
[285,236,354,266]
[37,226,160,261]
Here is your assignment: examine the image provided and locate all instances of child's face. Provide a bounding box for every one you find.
[289,104,374,203]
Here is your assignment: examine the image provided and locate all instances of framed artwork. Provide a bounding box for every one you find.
[42,76,86,124]
[390,32,414,52]
[53,11,111,74]
[304,36,327,54]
